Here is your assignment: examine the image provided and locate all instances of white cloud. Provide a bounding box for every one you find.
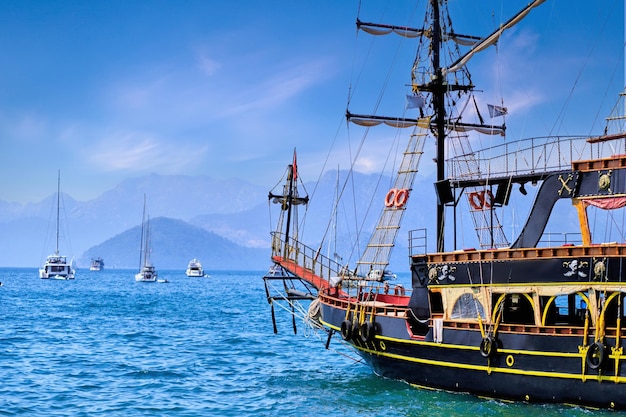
[86,130,209,174]
[110,75,171,111]
[216,58,333,118]
[354,156,377,173]
[3,112,48,142]
[195,51,220,76]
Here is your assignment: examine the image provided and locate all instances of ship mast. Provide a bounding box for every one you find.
[429,0,545,250]
[283,164,295,247]
[347,1,544,253]
[138,194,146,270]
[268,149,309,258]
[55,170,61,255]
[431,0,446,252]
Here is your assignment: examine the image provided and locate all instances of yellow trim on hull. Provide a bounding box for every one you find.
[324,319,581,358]
[321,318,626,383]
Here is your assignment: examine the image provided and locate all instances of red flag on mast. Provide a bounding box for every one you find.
[292,149,298,181]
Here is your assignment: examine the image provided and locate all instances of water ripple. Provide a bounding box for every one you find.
[0,268,613,416]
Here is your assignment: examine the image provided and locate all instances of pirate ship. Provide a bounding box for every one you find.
[264,0,626,409]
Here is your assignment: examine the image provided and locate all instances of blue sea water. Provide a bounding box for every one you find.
[0,268,611,416]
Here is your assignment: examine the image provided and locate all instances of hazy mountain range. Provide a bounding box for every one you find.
[0,171,423,271]
[1,168,581,272]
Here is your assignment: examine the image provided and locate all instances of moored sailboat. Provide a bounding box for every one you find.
[135,195,157,283]
[39,170,75,280]
[263,1,626,410]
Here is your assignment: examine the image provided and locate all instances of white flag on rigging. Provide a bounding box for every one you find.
[488,104,508,118]
[406,94,425,109]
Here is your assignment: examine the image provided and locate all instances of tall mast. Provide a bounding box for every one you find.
[349,1,543,254]
[268,149,309,260]
[56,169,61,255]
[283,165,295,247]
[145,216,151,266]
[431,0,446,252]
[139,194,146,270]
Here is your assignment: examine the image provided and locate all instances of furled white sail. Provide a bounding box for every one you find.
[444,0,546,75]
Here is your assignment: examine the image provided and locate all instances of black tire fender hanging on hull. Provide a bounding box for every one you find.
[586,341,606,370]
[480,335,497,358]
[340,320,354,341]
[359,321,377,343]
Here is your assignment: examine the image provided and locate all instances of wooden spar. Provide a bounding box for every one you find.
[586,132,626,143]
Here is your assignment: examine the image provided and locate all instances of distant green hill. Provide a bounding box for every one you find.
[79,216,268,271]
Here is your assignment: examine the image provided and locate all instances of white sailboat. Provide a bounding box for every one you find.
[135,195,157,282]
[39,170,75,280]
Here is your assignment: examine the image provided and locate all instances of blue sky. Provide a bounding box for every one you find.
[0,1,623,203]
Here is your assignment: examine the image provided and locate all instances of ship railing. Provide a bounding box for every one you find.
[271,232,409,299]
[320,290,411,315]
[408,228,428,257]
[446,135,620,182]
[271,231,345,287]
[406,229,583,254]
[537,232,583,247]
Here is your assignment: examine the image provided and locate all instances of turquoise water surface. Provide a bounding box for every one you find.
[0,268,610,416]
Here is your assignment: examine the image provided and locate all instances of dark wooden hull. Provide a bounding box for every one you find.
[320,301,626,409]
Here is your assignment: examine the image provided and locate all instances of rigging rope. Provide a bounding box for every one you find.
[266,278,363,363]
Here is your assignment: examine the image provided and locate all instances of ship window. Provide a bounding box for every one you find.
[451,293,485,319]
[494,293,535,325]
[541,292,587,326]
[601,292,626,328]
[430,291,443,314]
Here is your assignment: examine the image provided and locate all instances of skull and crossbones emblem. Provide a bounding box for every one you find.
[428,264,456,283]
[563,259,588,278]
